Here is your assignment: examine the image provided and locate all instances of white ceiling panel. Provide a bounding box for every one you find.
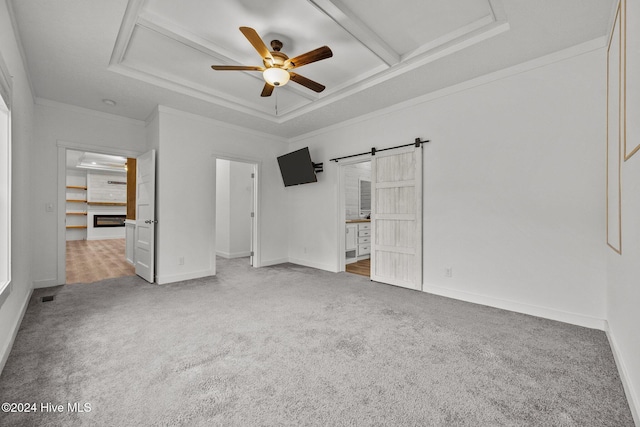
[339,0,494,56]
[122,24,313,115]
[143,0,371,71]
[121,0,389,117]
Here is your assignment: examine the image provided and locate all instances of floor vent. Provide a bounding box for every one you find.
[41,295,55,303]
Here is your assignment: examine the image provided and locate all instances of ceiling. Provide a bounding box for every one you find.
[9,0,615,139]
[66,150,128,173]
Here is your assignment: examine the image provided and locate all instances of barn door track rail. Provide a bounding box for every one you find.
[329,138,430,163]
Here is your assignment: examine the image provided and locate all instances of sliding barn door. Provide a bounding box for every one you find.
[370,146,423,290]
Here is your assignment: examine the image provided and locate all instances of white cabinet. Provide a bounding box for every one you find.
[346,223,357,262]
[346,221,371,262]
[346,224,357,250]
[358,223,371,257]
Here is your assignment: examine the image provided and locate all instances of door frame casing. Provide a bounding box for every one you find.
[56,141,143,285]
[336,156,372,273]
[211,152,262,269]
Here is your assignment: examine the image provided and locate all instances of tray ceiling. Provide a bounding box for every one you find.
[110,0,508,121]
[9,0,617,138]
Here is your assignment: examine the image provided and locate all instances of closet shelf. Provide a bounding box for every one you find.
[66,225,87,229]
[66,199,87,203]
[66,185,87,190]
[66,212,87,216]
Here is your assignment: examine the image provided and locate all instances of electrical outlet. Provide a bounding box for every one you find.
[178,257,185,265]
[444,267,453,278]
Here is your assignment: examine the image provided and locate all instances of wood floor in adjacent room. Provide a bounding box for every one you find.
[346,258,370,277]
[66,239,135,284]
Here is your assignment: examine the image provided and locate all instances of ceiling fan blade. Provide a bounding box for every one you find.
[289,72,326,93]
[211,65,264,71]
[284,46,332,70]
[261,83,274,97]
[239,27,274,63]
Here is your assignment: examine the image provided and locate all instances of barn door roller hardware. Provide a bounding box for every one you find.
[329,138,429,162]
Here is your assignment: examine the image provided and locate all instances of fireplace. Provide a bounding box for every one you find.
[93,214,126,228]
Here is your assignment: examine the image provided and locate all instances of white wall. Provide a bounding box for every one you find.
[606,0,640,422]
[288,48,607,329]
[87,171,126,203]
[0,0,35,371]
[154,106,288,284]
[607,149,640,425]
[33,100,146,287]
[215,159,254,259]
[229,161,253,257]
[215,159,231,256]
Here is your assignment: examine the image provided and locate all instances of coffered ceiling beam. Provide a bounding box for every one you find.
[307,0,400,66]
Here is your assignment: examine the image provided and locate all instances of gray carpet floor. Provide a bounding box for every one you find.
[0,257,634,426]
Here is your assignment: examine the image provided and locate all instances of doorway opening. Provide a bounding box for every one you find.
[339,160,372,278]
[60,148,137,284]
[215,158,258,267]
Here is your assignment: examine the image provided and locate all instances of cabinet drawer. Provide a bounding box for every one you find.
[358,223,371,231]
[358,244,371,255]
[358,230,371,237]
[358,236,370,244]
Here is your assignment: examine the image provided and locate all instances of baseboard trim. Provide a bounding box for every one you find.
[86,236,125,241]
[605,324,640,426]
[288,258,339,273]
[422,284,606,330]
[156,269,215,285]
[216,251,251,259]
[0,287,32,375]
[33,278,59,289]
[260,258,289,267]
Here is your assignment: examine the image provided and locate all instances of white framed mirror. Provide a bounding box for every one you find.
[359,178,371,217]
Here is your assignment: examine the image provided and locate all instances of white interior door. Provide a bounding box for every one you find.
[370,145,423,290]
[135,149,156,283]
[249,168,255,266]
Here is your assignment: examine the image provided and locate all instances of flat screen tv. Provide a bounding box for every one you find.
[277,147,317,187]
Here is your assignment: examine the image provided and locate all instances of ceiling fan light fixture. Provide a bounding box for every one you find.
[263,67,290,87]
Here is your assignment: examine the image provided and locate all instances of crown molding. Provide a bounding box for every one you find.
[36,98,146,127]
[157,105,289,144]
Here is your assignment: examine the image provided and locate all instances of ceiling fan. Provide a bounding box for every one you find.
[211,27,333,97]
